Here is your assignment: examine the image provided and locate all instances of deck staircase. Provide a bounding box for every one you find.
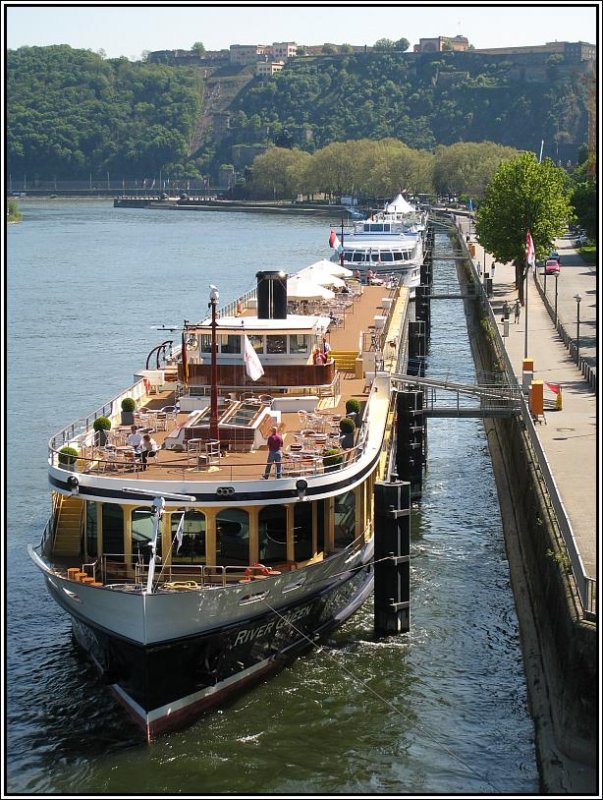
[53,495,85,558]
[330,350,359,375]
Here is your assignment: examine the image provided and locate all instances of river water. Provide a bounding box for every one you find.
[6,202,538,795]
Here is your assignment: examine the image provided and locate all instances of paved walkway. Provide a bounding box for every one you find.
[457,217,597,580]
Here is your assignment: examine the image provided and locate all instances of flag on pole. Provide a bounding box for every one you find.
[175,512,186,553]
[243,335,264,381]
[329,229,343,254]
[525,230,535,267]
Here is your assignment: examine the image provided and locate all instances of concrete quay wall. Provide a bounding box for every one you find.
[452,227,597,793]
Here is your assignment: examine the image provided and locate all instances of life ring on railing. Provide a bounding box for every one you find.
[143,378,151,393]
[245,563,271,577]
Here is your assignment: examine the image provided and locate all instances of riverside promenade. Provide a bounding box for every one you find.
[457,216,597,594]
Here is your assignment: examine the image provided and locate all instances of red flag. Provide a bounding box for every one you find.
[525,230,535,266]
[545,382,560,394]
[329,229,342,253]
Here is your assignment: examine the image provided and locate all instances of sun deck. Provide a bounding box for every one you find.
[50,283,409,484]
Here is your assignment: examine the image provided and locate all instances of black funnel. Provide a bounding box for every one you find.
[256,271,288,319]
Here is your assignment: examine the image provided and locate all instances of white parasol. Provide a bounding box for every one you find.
[286,277,335,301]
[304,258,353,278]
[297,267,346,289]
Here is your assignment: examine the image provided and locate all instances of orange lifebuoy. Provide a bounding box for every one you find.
[253,562,271,576]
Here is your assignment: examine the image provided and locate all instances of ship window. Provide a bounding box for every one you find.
[381,252,393,262]
[86,501,98,558]
[393,252,403,261]
[220,335,241,354]
[259,505,287,564]
[248,334,264,354]
[352,252,364,262]
[171,510,206,564]
[266,334,287,354]
[293,502,313,561]
[132,506,162,561]
[200,334,212,353]
[289,334,308,354]
[217,509,249,564]
[370,252,380,262]
[334,490,355,547]
[101,504,124,557]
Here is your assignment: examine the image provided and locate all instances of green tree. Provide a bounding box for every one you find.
[433,141,520,198]
[249,146,310,199]
[475,152,572,300]
[374,38,395,51]
[570,177,596,241]
[191,42,206,56]
[395,38,410,52]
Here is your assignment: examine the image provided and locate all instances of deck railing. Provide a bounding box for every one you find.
[48,428,370,482]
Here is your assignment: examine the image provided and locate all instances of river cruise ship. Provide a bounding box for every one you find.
[331,195,427,293]
[29,266,411,739]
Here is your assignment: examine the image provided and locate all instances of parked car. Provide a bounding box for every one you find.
[544,258,561,275]
[575,234,588,247]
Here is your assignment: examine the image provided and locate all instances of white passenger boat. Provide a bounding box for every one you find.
[29,266,411,739]
[330,194,427,294]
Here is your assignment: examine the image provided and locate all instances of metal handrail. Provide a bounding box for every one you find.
[48,427,370,482]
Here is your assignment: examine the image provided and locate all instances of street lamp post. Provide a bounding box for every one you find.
[574,293,582,366]
[209,285,220,443]
[554,273,559,327]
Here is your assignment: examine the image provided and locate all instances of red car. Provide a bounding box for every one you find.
[544,258,560,275]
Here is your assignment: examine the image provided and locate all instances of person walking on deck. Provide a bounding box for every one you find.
[514,299,521,324]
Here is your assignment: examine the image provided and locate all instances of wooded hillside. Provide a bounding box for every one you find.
[7,45,591,184]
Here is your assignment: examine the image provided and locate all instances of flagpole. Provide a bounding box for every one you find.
[209,286,220,444]
[524,259,529,359]
[524,230,534,360]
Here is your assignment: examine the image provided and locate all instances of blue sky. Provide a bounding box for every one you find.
[5,2,599,61]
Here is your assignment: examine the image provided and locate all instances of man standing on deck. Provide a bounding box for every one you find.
[263,426,283,479]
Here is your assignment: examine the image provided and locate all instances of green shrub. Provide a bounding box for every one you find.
[58,446,79,466]
[339,417,356,433]
[323,447,344,471]
[93,415,112,431]
[345,398,361,415]
[121,397,136,412]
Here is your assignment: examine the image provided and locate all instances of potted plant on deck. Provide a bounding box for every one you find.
[121,397,136,425]
[323,447,344,473]
[93,415,112,446]
[58,446,79,471]
[339,416,356,450]
[345,398,361,425]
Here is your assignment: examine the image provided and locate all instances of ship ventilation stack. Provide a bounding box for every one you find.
[256,271,288,319]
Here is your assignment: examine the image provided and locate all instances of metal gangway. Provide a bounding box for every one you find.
[390,373,524,418]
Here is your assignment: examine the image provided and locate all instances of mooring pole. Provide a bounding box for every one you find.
[373,477,411,635]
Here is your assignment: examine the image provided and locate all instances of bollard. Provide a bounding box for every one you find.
[374,478,411,635]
